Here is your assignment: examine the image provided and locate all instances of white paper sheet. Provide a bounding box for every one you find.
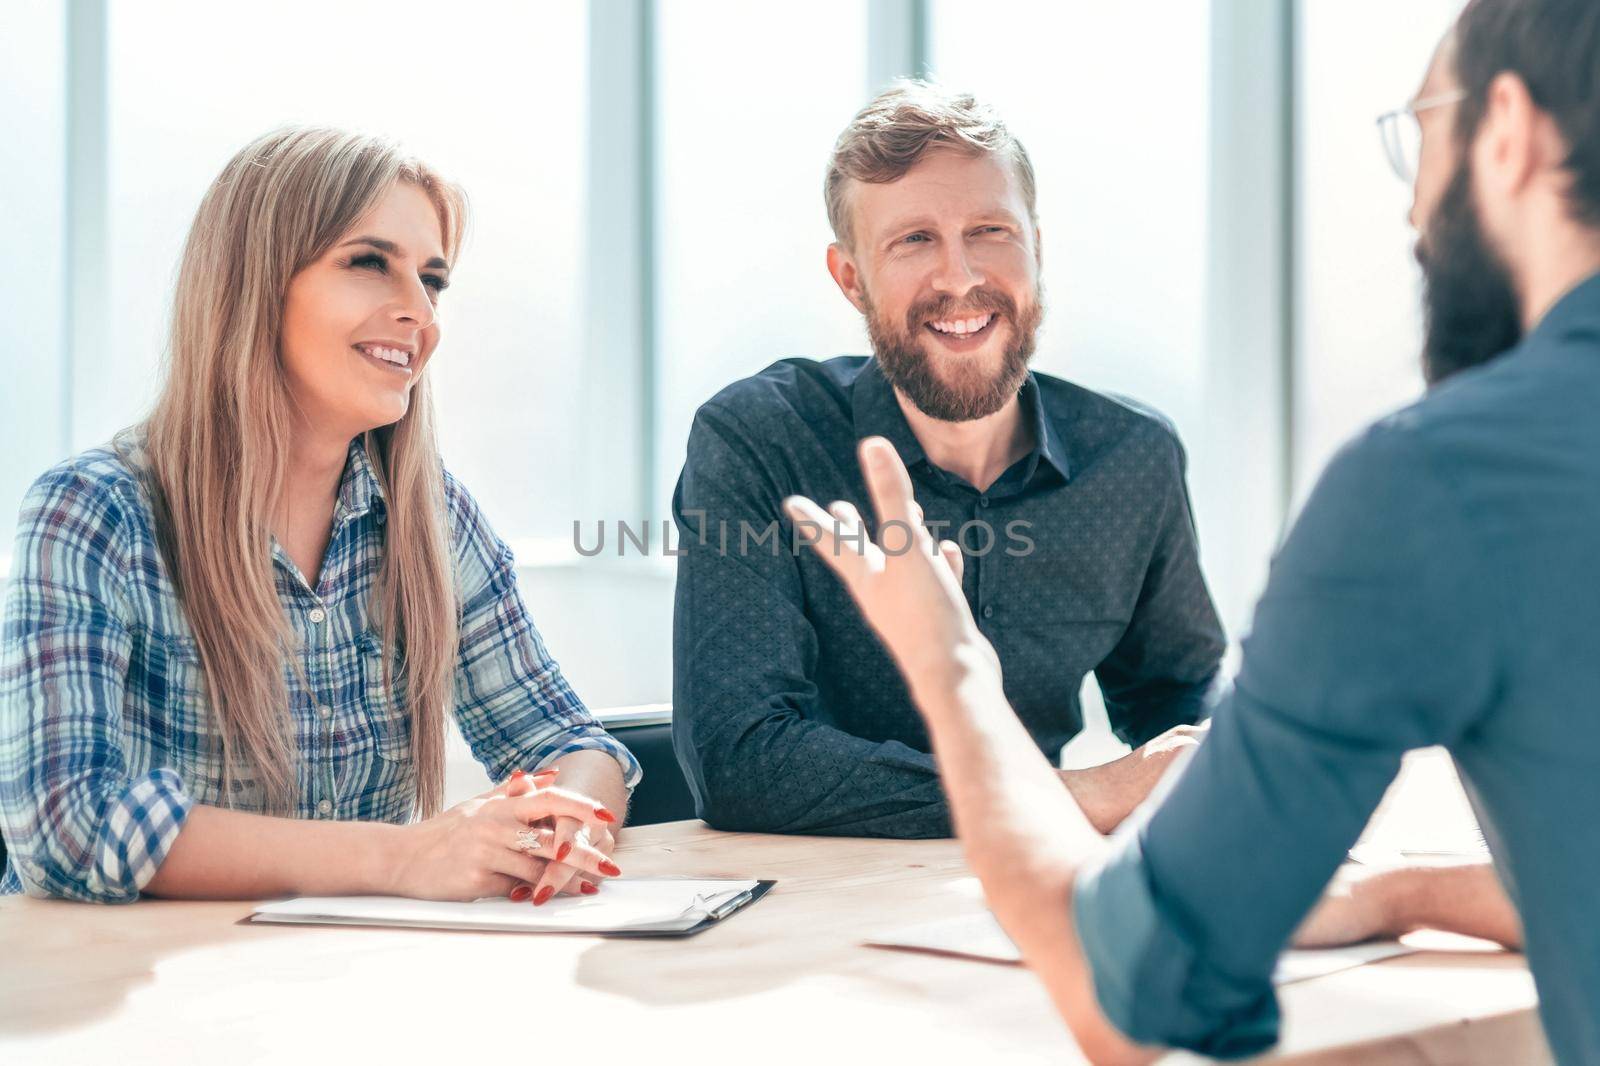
[252,878,761,934]
[867,911,1416,985]
[1272,940,1417,984]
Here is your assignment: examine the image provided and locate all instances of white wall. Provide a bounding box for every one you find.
[0,4,67,553]
[514,558,675,709]
[1293,0,1467,505]
[651,1,873,517]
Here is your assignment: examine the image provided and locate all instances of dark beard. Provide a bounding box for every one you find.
[1417,159,1523,386]
[864,285,1044,421]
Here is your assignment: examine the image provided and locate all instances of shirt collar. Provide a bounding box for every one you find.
[1020,373,1072,483]
[1529,269,1600,345]
[850,358,933,471]
[335,435,388,525]
[850,357,1071,487]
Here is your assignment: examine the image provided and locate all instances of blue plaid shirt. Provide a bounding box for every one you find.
[0,433,641,902]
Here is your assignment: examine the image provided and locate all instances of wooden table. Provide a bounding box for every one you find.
[0,820,1547,1065]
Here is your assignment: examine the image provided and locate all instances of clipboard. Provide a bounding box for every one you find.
[249,878,776,938]
[606,879,776,938]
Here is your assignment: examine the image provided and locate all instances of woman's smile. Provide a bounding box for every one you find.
[353,341,416,376]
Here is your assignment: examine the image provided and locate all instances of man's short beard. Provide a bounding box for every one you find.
[864,284,1044,422]
[1417,157,1523,386]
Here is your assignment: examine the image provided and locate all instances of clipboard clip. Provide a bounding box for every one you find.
[686,888,758,923]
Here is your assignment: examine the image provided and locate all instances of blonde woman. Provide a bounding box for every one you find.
[0,128,639,906]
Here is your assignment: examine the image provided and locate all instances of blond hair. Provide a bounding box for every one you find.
[133,127,466,817]
[824,80,1038,249]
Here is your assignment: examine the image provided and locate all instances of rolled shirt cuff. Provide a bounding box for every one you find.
[530,726,644,791]
[1073,826,1281,1059]
[99,768,195,900]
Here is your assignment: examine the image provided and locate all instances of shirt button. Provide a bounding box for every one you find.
[308,607,326,624]
[979,496,991,508]
[981,605,994,619]
[318,705,333,720]
[317,799,333,815]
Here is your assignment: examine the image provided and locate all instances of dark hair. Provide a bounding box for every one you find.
[1453,0,1600,227]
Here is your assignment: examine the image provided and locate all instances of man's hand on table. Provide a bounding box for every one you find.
[1059,722,1209,834]
[1294,860,1523,950]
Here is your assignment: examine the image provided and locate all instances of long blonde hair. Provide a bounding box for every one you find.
[137,127,467,817]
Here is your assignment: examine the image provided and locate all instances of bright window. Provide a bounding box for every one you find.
[651,0,872,515]
[100,0,589,541]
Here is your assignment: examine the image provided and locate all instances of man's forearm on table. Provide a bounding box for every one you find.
[1389,862,1524,948]
[1059,765,1138,835]
[1057,719,1210,835]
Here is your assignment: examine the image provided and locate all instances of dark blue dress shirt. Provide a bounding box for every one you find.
[671,356,1225,837]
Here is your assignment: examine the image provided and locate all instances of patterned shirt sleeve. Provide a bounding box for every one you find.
[1093,424,1226,747]
[671,402,953,836]
[443,472,641,789]
[0,465,195,902]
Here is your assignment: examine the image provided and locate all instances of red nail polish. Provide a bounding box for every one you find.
[509,885,532,902]
[533,885,555,906]
[594,807,617,823]
[580,882,599,895]
[598,860,621,877]
[556,841,572,862]
[510,769,526,781]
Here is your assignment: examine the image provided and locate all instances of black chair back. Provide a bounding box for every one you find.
[610,720,697,826]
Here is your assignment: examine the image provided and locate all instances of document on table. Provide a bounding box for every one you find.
[866,911,1416,985]
[252,878,770,937]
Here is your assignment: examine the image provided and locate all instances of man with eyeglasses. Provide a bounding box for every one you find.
[785,0,1600,1061]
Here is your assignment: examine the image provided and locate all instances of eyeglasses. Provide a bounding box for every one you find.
[1375,89,1467,183]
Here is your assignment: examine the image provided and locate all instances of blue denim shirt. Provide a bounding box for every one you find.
[1074,272,1600,1064]
[0,433,640,902]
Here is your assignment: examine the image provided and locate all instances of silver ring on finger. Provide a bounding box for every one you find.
[515,828,544,854]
